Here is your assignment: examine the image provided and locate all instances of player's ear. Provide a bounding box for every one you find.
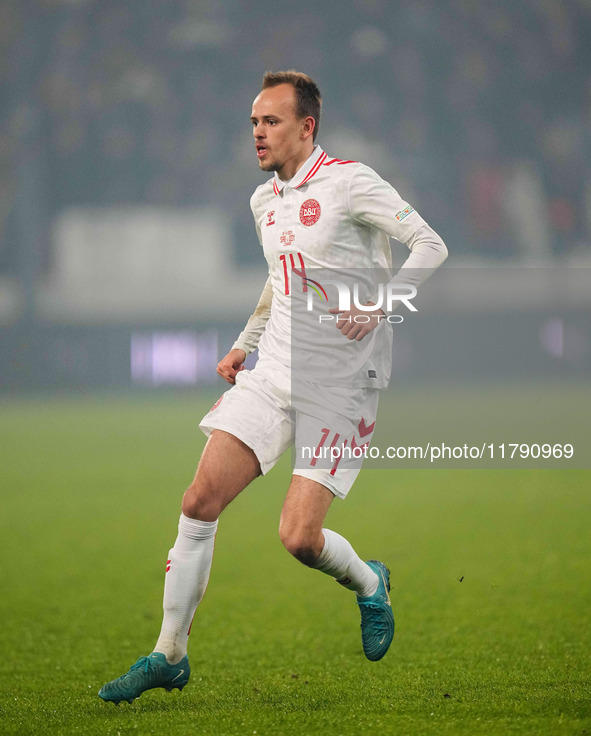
[301,116,315,141]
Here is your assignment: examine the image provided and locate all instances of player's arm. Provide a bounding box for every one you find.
[334,166,448,340]
[387,221,448,291]
[333,225,447,341]
[217,275,273,384]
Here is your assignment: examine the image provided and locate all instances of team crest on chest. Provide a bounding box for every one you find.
[299,199,321,226]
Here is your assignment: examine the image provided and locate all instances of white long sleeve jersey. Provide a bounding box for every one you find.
[240,145,447,388]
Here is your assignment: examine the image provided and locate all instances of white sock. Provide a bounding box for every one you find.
[313,528,379,597]
[154,514,218,664]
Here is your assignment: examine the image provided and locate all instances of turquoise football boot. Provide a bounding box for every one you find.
[356,560,394,661]
[98,652,190,704]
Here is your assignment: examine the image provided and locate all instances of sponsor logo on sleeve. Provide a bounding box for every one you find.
[395,205,415,221]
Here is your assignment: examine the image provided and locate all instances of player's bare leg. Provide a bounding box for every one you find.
[182,429,261,520]
[279,475,377,586]
[99,430,260,704]
[155,430,260,661]
[279,476,334,565]
[279,475,394,661]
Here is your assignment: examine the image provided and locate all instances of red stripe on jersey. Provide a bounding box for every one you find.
[297,154,325,187]
[273,180,279,195]
[296,152,328,188]
[323,158,357,166]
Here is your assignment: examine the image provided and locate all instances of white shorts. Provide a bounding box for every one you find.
[199,356,379,499]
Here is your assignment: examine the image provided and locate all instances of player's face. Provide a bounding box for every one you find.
[251,84,314,180]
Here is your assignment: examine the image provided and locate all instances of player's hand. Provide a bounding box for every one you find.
[329,302,385,341]
[217,348,247,384]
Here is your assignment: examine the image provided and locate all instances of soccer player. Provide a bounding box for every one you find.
[99,71,447,704]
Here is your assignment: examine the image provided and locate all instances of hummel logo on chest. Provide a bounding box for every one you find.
[266,210,275,226]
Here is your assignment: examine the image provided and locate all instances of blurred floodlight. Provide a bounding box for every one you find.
[539,318,564,358]
[168,21,230,49]
[351,27,388,58]
[131,330,218,386]
[539,318,589,363]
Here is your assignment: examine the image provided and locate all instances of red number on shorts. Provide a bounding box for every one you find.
[310,427,349,477]
[310,427,331,467]
[329,436,348,476]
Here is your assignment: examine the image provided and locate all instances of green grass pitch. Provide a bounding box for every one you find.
[0,392,590,735]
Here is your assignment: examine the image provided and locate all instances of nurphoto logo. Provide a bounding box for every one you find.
[304,278,417,325]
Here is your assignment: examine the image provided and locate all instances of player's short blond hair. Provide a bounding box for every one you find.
[262,70,322,142]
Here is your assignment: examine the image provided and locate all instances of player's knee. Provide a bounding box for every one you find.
[279,527,318,567]
[182,483,221,522]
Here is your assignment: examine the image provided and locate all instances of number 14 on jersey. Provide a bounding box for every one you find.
[279,253,307,296]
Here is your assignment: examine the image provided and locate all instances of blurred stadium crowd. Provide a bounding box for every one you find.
[1,0,590,278]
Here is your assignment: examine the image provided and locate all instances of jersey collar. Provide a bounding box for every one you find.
[272,146,328,195]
